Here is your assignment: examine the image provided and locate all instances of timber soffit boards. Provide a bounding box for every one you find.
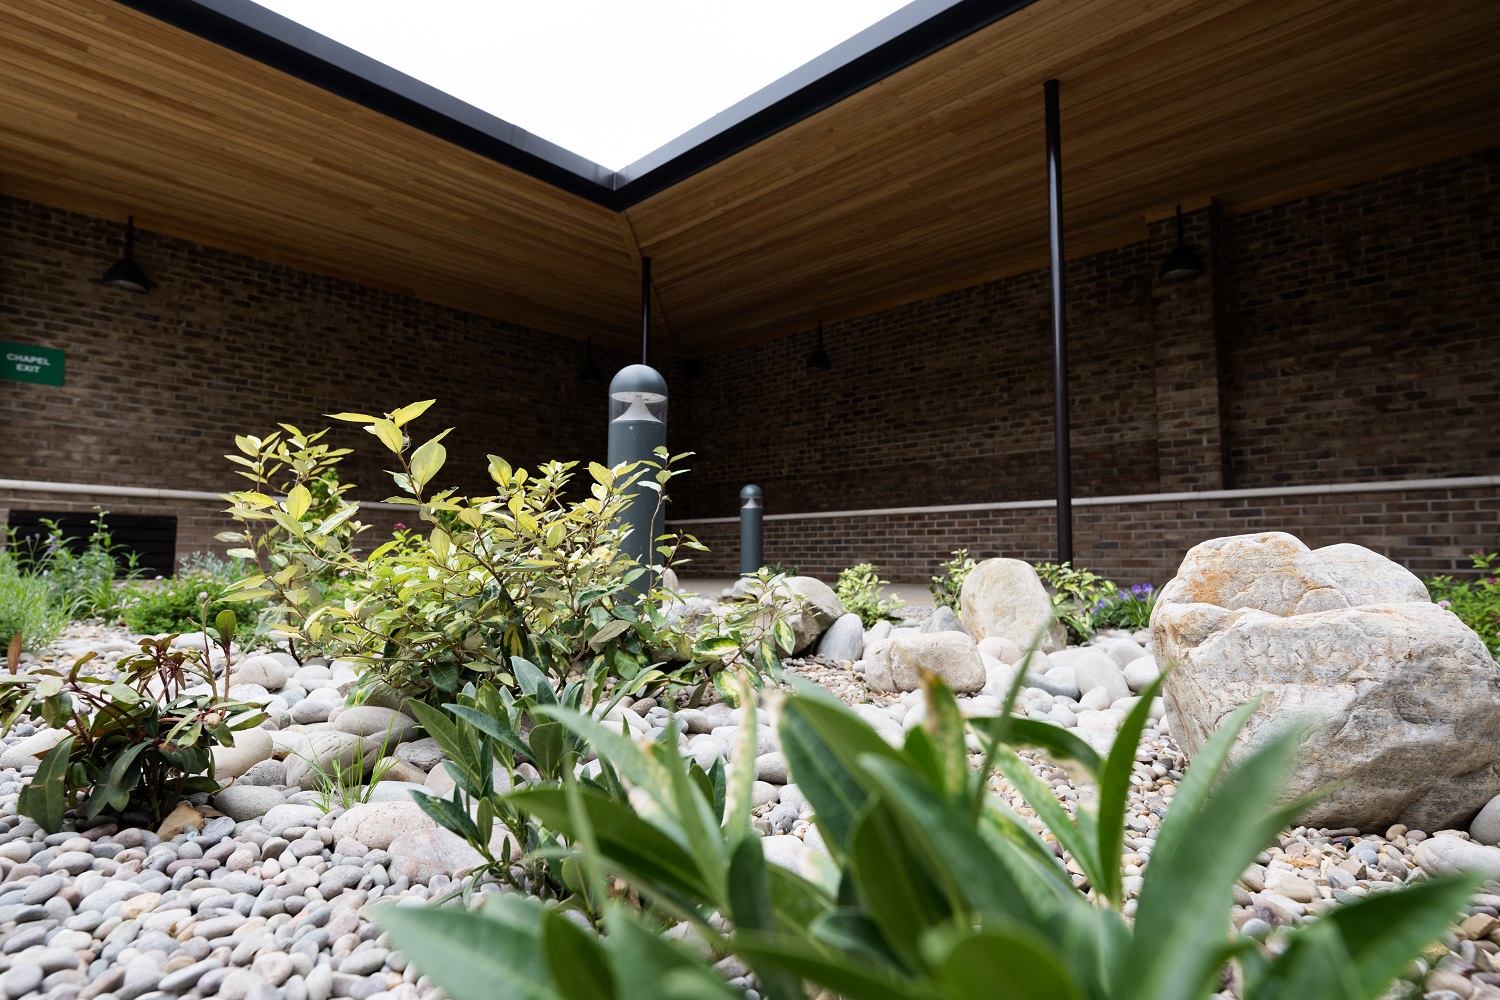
[116,0,1038,211]
[4,0,1499,354]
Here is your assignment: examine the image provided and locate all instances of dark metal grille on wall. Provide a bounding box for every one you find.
[6,511,178,578]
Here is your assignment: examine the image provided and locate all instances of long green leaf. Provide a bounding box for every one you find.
[990,750,1105,901]
[374,894,556,1000]
[407,700,470,765]
[778,688,903,860]
[449,705,532,762]
[99,742,149,812]
[1126,724,1309,1000]
[506,786,712,908]
[533,705,665,806]
[727,836,803,1000]
[925,921,1085,1000]
[541,896,614,1000]
[18,737,74,833]
[860,756,1046,926]
[1245,873,1483,1000]
[603,906,741,1000]
[847,800,955,974]
[731,933,925,1000]
[1147,697,1262,875]
[1092,675,1165,908]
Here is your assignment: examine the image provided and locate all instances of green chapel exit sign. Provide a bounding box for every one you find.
[1,342,65,386]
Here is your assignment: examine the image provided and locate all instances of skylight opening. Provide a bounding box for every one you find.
[249,0,914,171]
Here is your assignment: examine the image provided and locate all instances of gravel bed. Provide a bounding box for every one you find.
[0,621,1496,1000]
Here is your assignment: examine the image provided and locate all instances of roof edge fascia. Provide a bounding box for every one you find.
[115,0,1036,212]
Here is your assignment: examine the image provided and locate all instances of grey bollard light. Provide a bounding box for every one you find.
[607,364,669,577]
[739,484,763,576]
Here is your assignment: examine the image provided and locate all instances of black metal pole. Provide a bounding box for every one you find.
[640,255,652,366]
[1045,79,1073,565]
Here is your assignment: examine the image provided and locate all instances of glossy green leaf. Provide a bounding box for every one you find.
[847,799,953,973]
[726,836,802,1000]
[1092,675,1165,908]
[506,786,713,909]
[778,684,903,859]
[1127,720,1309,1000]
[411,436,448,489]
[1245,872,1483,1000]
[541,908,613,1000]
[18,737,73,832]
[375,893,554,1000]
[527,722,567,780]
[731,933,920,1000]
[602,907,741,1000]
[925,921,1085,1000]
[861,755,1048,925]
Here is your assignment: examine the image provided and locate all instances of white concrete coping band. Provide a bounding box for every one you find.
[0,479,407,511]
[3,474,1496,524]
[664,474,1500,526]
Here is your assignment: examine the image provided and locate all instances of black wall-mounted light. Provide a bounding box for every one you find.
[577,337,603,386]
[102,217,154,292]
[805,320,831,372]
[1158,205,1203,282]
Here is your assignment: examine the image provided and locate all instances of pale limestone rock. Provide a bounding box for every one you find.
[330,800,436,851]
[283,731,381,790]
[960,559,1065,653]
[1155,531,1500,831]
[210,727,274,779]
[230,654,289,692]
[1313,542,1431,607]
[864,631,984,693]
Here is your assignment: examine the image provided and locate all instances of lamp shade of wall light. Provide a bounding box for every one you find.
[805,320,831,372]
[1158,205,1203,282]
[102,217,153,292]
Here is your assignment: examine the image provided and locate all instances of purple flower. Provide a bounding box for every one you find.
[1438,599,1452,609]
[394,522,407,530]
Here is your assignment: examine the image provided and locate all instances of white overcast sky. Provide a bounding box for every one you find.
[249,1,913,170]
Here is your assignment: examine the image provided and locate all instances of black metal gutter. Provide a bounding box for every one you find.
[116,0,1037,212]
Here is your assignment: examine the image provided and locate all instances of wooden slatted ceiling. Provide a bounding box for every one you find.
[1,0,1498,357]
[0,0,643,345]
[627,0,1500,351]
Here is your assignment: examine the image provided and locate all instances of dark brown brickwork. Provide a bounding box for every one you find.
[0,197,631,556]
[1222,150,1500,486]
[670,150,1500,579]
[673,483,1500,585]
[3,149,1496,580]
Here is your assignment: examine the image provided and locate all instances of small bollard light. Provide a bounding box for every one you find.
[607,364,669,579]
[739,484,763,576]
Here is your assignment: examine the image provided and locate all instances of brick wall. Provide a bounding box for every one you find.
[670,149,1500,579]
[1222,152,1500,486]
[672,481,1500,585]
[4,149,1496,580]
[0,197,632,557]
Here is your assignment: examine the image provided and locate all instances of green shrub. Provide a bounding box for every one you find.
[929,548,976,612]
[119,570,261,636]
[220,402,788,707]
[378,669,1478,1000]
[1036,561,1118,643]
[0,548,73,653]
[0,618,266,829]
[1094,581,1159,631]
[11,510,146,620]
[835,562,903,628]
[1428,551,1500,657]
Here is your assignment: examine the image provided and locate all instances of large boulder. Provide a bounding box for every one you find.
[863,631,985,693]
[1154,531,1500,831]
[283,731,382,790]
[960,559,1066,654]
